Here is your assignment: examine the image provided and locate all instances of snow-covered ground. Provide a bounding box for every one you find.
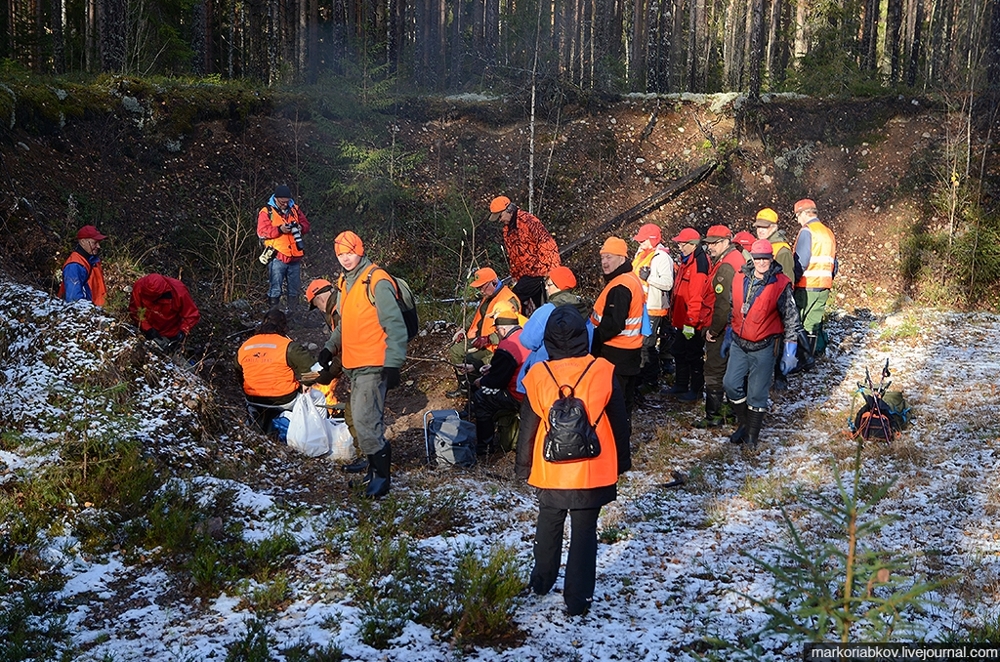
[2,279,999,661]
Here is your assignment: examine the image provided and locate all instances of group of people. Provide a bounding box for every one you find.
[58,189,836,618]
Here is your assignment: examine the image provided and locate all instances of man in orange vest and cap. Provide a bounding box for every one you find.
[321,231,408,498]
[590,236,645,413]
[446,266,521,398]
[257,184,310,312]
[489,196,561,314]
[60,225,108,305]
[792,198,837,360]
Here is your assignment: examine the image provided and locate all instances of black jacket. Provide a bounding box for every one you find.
[591,261,642,376]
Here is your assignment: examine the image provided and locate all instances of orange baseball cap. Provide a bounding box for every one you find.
[470,267,499,288]
[547,266,577,291]
[305,279,333,309]
[489,196,512,221]
[600,237,629,257]
[793,199,817,215]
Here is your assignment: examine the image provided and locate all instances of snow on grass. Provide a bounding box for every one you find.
[2,278,999,660]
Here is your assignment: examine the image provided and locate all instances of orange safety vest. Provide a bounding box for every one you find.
[338,263,394,369]
[590,272,645,350]
[238,334,298,398]
[261,206,305,258]
[59,252,107,306]
[523,356,619,490]
[467,285,520,349]
[632,247,670,317]
[796,221,836,290]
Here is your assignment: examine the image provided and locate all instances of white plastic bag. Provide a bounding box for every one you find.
[328,418,354,462]
[285,392,333,457]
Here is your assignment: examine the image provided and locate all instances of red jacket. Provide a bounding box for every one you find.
[129,274,200,339]
[671,246,711,330]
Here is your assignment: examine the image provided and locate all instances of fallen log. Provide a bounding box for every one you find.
[558,161,718,258]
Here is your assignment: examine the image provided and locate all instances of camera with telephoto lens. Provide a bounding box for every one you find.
[288,222,304,251]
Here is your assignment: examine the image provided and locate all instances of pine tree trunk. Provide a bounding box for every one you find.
[904,0,922,86]
[860,0,879,71]
[989,0,1000,94]
[631,0,648,90]
[886,0,902,82]
[793,0,807,61]
[52,0,65,73]
[747,0,764,98]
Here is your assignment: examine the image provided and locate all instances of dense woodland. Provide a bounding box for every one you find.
[2,0,999,96]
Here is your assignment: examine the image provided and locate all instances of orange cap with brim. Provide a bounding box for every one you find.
[305,279,333,309]
[470,267,498,288]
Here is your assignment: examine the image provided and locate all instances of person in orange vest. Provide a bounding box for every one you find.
[60,225,108,305]
[321,231,407,498]
[488,196,561,314]
[257,184,311,311]
[630,223,673,397]
[667,227,711,401]
[516,305,631,617]
[722,240,802,448]
[237,309,316,431]
[470,302,529,456]
[129,274,201,352]
[446,266,521,398]
[700,225,745,428]
[792,198,837,359]
[590,236,646,413]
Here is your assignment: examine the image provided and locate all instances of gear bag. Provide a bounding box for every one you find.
[362,267,420,341]
[540,360,603,463]
[851,388,910,442]
[424,409,477,468]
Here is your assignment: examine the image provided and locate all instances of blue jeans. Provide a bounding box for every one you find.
[268,258,302,301]
[723,340,776,410]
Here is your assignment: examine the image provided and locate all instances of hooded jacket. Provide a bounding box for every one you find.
[516,306,631,510]
[129,274,201,339]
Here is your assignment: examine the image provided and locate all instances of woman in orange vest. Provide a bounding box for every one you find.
[516,306,631,617]
[237,309,316,430]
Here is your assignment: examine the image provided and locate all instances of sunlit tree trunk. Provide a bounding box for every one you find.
[860,0,879,71]
[747,0,764,98]
[886,0,903,82]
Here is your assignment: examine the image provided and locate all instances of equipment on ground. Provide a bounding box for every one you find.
[424,409,477,467]
[849,359,910,442]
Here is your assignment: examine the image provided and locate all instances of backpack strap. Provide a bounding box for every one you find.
[540,359,604,426]
[362,266,400,306]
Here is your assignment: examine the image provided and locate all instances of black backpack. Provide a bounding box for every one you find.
[540,360,603,463]
[359,267,420,341]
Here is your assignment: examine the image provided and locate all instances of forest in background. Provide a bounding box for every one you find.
[2,0,999,98]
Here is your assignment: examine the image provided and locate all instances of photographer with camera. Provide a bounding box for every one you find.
[257,184,311,312]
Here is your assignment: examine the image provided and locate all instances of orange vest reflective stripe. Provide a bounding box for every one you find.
[238,334,298,397]
[523,356,619,490]
[261,206,305,258]
[590,272,645,350]
[59,252,107,306]
[632,247,669,317]
[467,285,520,350]
[338,264,392,369]
[796,221,836,290]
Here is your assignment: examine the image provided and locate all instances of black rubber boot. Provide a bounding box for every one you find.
[348,456,375,488]
[695,391,725,428]
[446,368,472,399]
[745,406,766,449]
[364,442,391,499]
[729,400,748,444]
[267,296,281,310]
[342,456,370,474]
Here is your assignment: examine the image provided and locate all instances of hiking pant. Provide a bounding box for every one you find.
[268,258,302,301]
[671,328,705,393]
[722,340,777,410]
[349,370,388,456]
[638,315,666,389]
[472,388,519,447]
[794,289,828,337]
[447,341,492,371]
[530,504,601,615]
[703,329,729,393]
[512,275,545,315]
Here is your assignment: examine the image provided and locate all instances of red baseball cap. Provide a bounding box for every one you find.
[750,239,774,258]
[703,225,732,243]
[671,227,701,243]
[632,223,662,244]
[77,225,107,241]
[794,199,817,215]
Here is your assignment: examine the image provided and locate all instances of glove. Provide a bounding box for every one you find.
[315,369,336,385]
[682,325,695,340]
[782,342,798,375]
[720,326,733,359]
[382,366,401,390]
[176,331,186,344]
[318,348,334,369]
[470,336,490,350]
[638,266,651,281]
[142,328,162,340]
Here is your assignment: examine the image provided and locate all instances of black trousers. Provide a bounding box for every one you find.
[671,328,705,393]
[471,388,519,449]
[530,504,601,615]
[512,275,545,315]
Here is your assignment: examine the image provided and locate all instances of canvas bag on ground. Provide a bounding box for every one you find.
[286,391,334,457]
[423,409,477,467]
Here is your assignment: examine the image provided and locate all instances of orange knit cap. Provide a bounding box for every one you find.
[334,231,365,256]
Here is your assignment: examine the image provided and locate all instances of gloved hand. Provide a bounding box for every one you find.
[318,348,334,369]
[143,328,162,340]
[470,336,490,350]
[682,325,695,340]
[720,326,733,358]
[316,368,338,385]
[638,266,651,281]
[176,331,186,344]
[382,366,401,390]
[782,341,798,375]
